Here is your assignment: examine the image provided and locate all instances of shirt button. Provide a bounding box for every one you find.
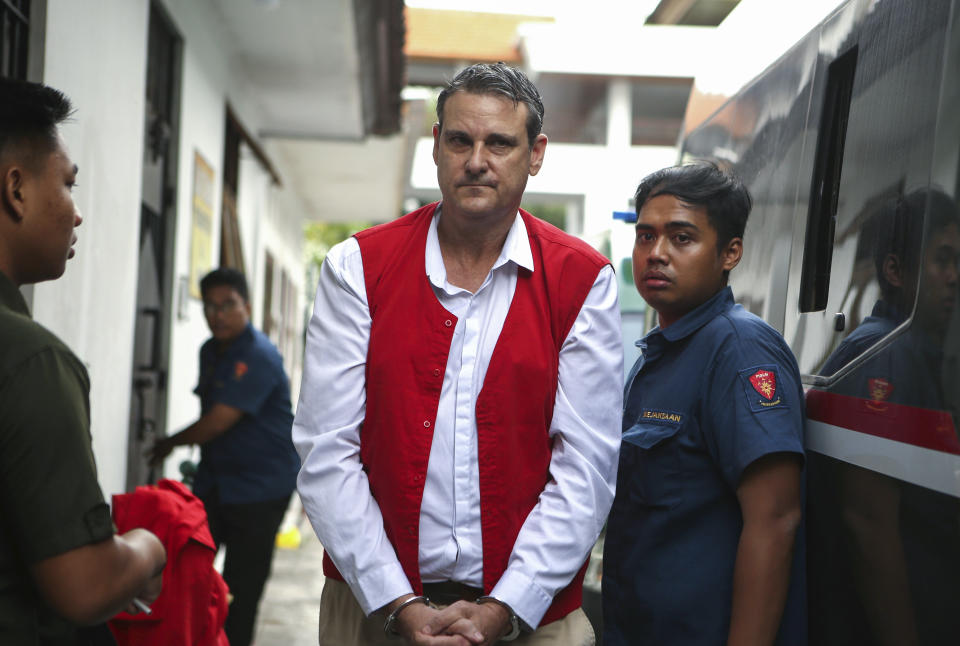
[433,368,440,377]
[423,420,431,428]
[413,474,423,482]
[408,525,416,536]
[444,319,452,327]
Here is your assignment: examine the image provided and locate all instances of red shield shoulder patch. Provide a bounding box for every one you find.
[234,361,248,379]
[868,377,893,402]
[749,369,777,401]
[739,365,787,411]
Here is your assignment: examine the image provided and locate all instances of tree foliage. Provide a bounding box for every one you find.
[303,221,373,291]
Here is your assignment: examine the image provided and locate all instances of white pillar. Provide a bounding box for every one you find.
[606,78,632,149]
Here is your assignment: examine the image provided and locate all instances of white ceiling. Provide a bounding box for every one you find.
[209,0,366,139]
[206,0,410,223]
[269,134,409,224]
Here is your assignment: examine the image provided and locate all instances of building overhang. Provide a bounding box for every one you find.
[207,0,406,222]
[211,0,404,140]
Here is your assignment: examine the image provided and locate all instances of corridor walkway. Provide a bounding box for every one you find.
[254,512,325,646]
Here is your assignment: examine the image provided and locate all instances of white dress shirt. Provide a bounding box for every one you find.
[293,210,623,628]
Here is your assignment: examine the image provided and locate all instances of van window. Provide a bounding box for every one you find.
[799,46,858,313]
[819,191,960,407]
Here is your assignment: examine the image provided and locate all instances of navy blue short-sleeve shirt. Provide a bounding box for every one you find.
[603,287,807,645]
[192,323,300,504]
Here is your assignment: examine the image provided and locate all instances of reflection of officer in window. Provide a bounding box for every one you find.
[817,189,960,646]
[148,268,300,646]
[823,189,960,412]
[602,162,806,645]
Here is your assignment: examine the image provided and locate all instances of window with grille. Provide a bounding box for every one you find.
[1,0,30,80]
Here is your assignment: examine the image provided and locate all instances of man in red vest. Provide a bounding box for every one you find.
[293,63,623,645]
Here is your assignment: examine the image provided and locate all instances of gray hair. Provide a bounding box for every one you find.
[436,63,545,147]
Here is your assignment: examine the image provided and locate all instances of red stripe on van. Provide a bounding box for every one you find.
[806,390,960,455]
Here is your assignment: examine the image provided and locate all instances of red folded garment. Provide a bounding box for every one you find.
[108,479,229,646]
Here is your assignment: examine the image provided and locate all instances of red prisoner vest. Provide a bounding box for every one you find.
[322,202,608,625]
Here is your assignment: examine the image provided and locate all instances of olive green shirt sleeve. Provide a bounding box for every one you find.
[0,347,114,564]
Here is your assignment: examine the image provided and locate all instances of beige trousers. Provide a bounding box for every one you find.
[317,578,595,646]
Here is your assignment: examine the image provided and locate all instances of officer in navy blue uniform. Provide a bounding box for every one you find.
[822,189,960,411]
[603,162,806,645]
[150,267,300,646]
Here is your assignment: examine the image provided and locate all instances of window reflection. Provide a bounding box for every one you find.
[809,188,960,645]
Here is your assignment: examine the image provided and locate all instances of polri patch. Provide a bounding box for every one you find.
[866,376,894,412]
[868,377,893,402]
[234,360,248,380]
[639,408,684,426]
[739,365,788,412]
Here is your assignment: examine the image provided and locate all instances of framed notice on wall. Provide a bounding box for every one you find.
[189,151,215,299]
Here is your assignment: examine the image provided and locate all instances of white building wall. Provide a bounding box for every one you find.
[28,0,308,492]
[258,181,305,400]
[528,143,677,235]
[237,150,266,322]
[161,2,229,475]
[236,146,306,401]
[159,0,306,479]
[264,171,310,401]
[34,0,150,497]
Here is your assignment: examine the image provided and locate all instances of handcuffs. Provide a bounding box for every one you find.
[383,595,429,638]
[476,595,521,641]
[383,594,521,641]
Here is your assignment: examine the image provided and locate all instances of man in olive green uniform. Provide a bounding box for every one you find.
[0,78,167,644]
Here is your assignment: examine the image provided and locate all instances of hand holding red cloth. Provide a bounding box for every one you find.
[108,479,229,646]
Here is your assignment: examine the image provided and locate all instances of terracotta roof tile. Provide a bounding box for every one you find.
[405,8,553,63]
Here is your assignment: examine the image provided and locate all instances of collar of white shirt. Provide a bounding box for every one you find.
[425,205,536,291]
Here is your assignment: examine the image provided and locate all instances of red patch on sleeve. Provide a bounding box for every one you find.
[868,377,893,402]
[234,361,248,379]
[749,369,777,401]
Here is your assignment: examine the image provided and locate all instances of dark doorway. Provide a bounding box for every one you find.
[127,3,182,490]
[2,0,45,309]
[1,0,30,80]
[220,111,246,273]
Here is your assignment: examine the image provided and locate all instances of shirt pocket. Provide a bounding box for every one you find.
[620,422,683,508]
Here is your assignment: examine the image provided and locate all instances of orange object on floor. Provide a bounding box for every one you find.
[108,478,230,646]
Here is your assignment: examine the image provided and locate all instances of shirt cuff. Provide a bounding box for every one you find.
[350,561,414,616]
[489,567,553,630]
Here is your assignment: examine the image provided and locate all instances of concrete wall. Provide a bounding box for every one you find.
[30,0,307,494]
[35,0,150,497]
[159,0,306,478]
[236,146,305,399]
[159,0,232,476]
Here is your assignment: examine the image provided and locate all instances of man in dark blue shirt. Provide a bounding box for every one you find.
[150,268,300,646]
[603,162,806,645]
